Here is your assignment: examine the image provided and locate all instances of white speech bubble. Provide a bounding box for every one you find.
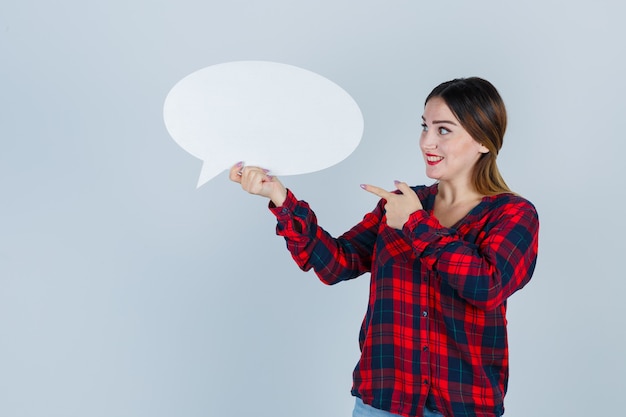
[163,61,364,187]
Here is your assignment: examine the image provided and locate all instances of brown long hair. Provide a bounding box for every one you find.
[426,77,511,195]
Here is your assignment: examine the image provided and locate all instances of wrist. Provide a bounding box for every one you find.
[270,188,287,207]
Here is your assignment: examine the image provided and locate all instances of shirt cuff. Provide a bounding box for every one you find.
[403,209,454,256]
[269,189,298,218]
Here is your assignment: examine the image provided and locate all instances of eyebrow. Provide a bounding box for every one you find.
[421,116,458,125]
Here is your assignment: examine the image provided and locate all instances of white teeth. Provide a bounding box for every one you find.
[427,156,443,162]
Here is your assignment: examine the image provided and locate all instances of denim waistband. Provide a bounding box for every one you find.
[425,392,438,412]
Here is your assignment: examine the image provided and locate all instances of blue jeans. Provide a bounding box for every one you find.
[352,397,443,417]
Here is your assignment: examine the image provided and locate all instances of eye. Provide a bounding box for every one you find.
[438,127,451,135]
[421,123,428,132]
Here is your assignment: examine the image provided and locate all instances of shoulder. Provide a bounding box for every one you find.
[410,183,438,200]
[485,193,536,212]
[482,193,539,228]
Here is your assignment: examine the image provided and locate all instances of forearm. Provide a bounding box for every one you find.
[271,190,374,285]
[403,207,539,310]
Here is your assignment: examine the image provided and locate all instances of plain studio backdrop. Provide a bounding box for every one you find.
[1,1,624,416]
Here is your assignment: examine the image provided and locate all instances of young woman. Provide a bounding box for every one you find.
[229,78,539,417]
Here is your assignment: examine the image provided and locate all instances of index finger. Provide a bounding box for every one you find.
[361,184,394,200]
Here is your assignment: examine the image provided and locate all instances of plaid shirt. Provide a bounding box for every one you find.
[269,183,539,417]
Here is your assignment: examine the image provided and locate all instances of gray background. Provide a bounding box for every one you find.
[1,1,624,416]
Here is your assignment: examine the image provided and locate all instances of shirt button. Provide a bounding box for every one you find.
[423,346,429,351]
[423,379,429,385]
[422,311,428,317]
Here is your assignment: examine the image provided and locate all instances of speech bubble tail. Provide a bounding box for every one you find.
[197,162,224,188]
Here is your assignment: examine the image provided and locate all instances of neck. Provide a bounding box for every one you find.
[436,180,483,206]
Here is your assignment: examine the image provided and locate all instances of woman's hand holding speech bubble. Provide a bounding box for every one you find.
[228,162,287,207]
[164,61,364,188]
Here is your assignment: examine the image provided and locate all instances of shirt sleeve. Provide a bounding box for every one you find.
[403,198,539,311]
[269,189,379,285]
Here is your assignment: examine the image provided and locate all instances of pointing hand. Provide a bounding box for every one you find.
[361,181,423,229]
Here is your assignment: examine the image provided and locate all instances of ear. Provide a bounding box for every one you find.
[478,144,489,154]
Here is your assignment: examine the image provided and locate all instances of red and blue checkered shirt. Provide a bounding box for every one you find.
[269,183,539,417]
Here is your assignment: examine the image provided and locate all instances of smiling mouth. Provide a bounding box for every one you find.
[426,155,444,164]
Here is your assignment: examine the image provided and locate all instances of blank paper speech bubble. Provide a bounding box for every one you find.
[163,61,364,187]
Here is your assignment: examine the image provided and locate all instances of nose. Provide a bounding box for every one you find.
[420,129,437,150]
